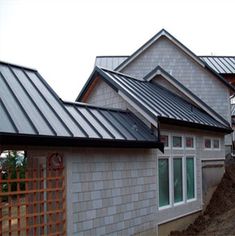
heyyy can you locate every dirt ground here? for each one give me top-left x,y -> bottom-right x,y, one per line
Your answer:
170,159 -> 235,236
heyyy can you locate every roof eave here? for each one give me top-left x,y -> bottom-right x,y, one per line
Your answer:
158,117 -> 233,134
0,133 -> 162,150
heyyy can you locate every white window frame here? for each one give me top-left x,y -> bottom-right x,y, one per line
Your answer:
158,157 -> 172,210
186,156 -> 197,202
158,132 -> 197,210
203,137 -> 221,151
212,138 -> 221,150
172,134 -> 184,150
158,155 -> 197,210
173,156 -> 184,206
185,136 -> 195,150
160,132 -> 171,150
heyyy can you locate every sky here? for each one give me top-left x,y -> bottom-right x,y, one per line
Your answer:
1,0 -> 235,101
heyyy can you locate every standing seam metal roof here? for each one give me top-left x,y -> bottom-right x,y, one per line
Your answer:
95,67 -> 230,131
200,56 -> 235,74
0,61 -> 159,147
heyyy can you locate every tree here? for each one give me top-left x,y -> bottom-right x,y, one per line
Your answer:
0,150 -> 26,195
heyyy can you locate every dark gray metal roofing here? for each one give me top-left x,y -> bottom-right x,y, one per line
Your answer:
0,61 -> 159,147
95,56 -> 128,70
200,56 -> 235,74
94,67 -> 231,132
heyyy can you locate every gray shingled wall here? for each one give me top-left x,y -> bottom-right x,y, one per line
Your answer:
66,149 -> 158,235
86,79 -> 129,109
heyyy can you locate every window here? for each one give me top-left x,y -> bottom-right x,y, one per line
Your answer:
172,136 -> 182,148
173,158 -> 183,203
213,139 -> 220,149
204,139 -> 211,149
158,159 -> 170,207
160,135 -> 169,148
185,136 -> 194,149
204,137 -> 220,150
158,132 -> 197,210
186,157 -> 195,200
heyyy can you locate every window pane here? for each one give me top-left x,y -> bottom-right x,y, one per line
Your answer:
186,157 -> 195,199
173,158 -> 183,203
160,135 -> 169,147
158,159 -> 169,207
213,139 -> 220,149
205,139 -> 211,148
186,137 -> 194,148
173,136 -> 182,148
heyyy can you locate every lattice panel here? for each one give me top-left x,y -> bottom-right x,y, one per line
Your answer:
0,158 -> 66,236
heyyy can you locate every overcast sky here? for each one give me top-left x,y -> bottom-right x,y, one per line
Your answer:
1,0 -> 235,101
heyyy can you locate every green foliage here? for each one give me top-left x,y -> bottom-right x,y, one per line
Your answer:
0,151 -> 27,197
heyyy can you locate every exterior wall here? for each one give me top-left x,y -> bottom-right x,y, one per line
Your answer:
86,79 -> 128,109
65,148 -> 158,235
121,37 -> 231,125
86,79 -> 151,128
27,121 -> 226,235
157,124 -> 225,225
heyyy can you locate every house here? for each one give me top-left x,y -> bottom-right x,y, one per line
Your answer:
0,29 -> 234,235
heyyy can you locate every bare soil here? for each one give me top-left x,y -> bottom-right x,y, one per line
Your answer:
170,160 -> 235,236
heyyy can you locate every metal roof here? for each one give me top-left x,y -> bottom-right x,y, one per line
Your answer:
95,56 -> 128,70
88,67 -> 231,133
0,61 -> 160,148
200,56 -> 235,74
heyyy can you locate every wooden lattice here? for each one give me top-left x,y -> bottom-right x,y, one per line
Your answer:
0,157 -> 66,236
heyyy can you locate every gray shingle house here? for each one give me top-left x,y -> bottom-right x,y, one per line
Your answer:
0,29 -> 234,235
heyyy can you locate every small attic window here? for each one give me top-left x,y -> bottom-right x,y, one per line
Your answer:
160,134 -> 169,148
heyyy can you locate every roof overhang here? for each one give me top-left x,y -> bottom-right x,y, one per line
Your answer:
0,133 -> 164,151
158,117 -> 233,134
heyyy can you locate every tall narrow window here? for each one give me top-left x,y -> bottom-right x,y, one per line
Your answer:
186,157 -> 195,200
158,159 -> 169,207
173,158 -> 183,203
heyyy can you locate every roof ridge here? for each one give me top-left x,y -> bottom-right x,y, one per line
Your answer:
0,60 -> 37,72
